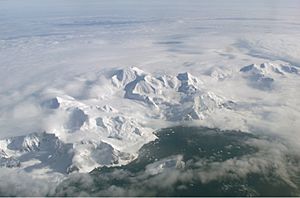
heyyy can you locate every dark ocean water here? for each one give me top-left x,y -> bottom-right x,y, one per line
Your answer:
55,126 -> 300,196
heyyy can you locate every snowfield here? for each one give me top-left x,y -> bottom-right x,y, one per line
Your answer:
0,0 -> 300,196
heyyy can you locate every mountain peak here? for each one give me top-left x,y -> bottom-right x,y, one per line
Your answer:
111,66 -> 146,88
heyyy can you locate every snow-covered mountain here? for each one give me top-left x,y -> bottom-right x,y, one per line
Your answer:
240,63 -> 299,90
110,66 -> 233,120
0,66 -> 230,173
0,132 -> 73,173
0,62 -> 299,181
1,0 -> 300,195
0,149 -> 20,168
